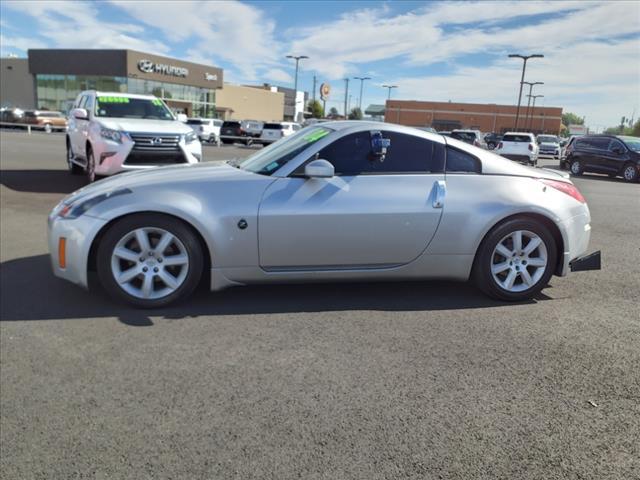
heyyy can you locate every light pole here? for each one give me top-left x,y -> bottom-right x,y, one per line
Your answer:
527,94 -> 544,132
286,55 -> 308,117
382,84 -> 398,99
344,78 -> 350,117
508,53 -> 544,130
353,76 -> 371,110
522,81 -> 543,131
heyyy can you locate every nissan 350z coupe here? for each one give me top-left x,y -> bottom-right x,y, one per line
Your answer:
48,121 -> 601,308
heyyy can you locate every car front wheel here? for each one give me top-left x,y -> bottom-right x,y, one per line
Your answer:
473,218 -> 557,301
66,139 -> 82,175
97,214 -> 204,308
622,163 -> 639,183
570,159 -> 584,176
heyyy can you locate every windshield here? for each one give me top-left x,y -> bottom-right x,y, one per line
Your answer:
238,127 -> 331,175
95,97 -> 174,120
538,135 -> 558,143
620,136 -> 640,152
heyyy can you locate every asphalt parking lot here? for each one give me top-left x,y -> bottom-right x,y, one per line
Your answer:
1,130 -> 638,479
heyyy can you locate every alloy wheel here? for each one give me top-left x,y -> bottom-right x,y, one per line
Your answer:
623,165 -> 637,182
110,227 -> 190,300
490,230 -> 548,293
570,161 -> 581,175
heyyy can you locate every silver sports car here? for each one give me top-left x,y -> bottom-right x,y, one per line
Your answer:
48,121 -> 600,308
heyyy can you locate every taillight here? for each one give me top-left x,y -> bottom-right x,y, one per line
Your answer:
528,143 -> 534,151
497,142 -> 503,149
540,179 -> 585,203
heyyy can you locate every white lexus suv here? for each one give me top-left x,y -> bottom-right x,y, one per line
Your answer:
66,91 -> 202,182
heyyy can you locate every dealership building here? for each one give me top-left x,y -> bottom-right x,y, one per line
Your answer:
0,49 -> 288,121
385,99 -> 563,134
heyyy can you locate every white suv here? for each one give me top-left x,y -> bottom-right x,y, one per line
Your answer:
495,132 -> 539,166
66,91 -> 202,182
186,117 -> 223,144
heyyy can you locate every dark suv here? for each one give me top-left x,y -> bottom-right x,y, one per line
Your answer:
564,135 -> 640,182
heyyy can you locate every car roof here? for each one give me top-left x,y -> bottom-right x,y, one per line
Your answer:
503,131 -> 534,136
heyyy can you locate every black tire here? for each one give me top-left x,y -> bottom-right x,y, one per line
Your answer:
66,138 -> 83,175
96,214 -> 205,308
221,139 -> 232,145
86,145 -> 96,183
569,158 -> 584,176
622,163 -> 639,183
472,218 -> 557,302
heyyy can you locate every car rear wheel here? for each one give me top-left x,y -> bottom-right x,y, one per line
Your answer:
570,159 -> 584,176
473,218 -> 557,301
66,139 -> 83,175
97,214 -> 204,308
622,163 -> 639,183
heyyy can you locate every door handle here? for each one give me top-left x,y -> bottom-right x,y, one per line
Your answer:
432,180 -> 446,209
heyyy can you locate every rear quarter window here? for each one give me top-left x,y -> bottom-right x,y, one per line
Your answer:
445,147 -> 481,173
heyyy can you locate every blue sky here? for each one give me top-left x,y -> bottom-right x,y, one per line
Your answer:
1,0 -> 639,129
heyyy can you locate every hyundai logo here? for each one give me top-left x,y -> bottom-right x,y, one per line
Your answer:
150,137 -> 163,145
138,59 -> 154,73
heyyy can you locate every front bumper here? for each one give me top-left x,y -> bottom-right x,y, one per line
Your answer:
93,135 -> 201,177
47,212 -> 108,289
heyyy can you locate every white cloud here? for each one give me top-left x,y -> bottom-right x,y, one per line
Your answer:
263,68 -> 293,84
287,1 -> 640,127
111,0 -> 281,80
2,0 -> 169,54
0,34 -> 47,54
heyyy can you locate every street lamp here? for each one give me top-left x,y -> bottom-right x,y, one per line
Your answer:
353,76 -> 371,110
522,81 -> 543,131
286,55 -> 308,117
382,84 -> 398,99
344,78 -> 350,117
508,53 -> 544,130
527,94 -> 544,132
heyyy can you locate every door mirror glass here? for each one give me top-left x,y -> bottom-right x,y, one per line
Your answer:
71,108 -> 88,120
304,159 -> 334,178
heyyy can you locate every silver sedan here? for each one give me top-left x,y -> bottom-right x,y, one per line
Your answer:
48,121 -> 600,308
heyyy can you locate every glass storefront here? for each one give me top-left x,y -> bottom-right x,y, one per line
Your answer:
35,74 -> 217,117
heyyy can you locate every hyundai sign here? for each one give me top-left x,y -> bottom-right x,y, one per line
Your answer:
137,59 -> 189,78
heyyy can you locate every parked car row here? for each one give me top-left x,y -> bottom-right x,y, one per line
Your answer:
0,107 -> 68,132
218,120 -> 301,146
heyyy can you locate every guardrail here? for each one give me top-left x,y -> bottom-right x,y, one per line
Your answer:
0,121 -> 67,133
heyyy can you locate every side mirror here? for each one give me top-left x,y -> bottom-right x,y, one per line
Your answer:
71,108 -> 88,120
304,159 -> 334,178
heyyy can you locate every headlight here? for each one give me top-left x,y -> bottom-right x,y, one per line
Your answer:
184,131 -> 198,143
58,188 -> 131,219
100,127 -> 123,143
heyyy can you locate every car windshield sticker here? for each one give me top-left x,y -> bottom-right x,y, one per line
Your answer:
97,97 -> 129,104
152,99 -> 164,106
304,129 -> 330,143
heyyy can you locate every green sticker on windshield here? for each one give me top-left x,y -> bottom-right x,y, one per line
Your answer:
98,96 -> 128,103
304,129 -> 329,143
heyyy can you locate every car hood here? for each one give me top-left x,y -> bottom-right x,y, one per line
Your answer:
96,118 -> 192,134
62,162 -> 260,205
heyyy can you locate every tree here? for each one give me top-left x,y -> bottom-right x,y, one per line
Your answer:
307,100 -> 323,119
562,112 -> 584,128
348,107 -> 363,120
328,107 -> 339,117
